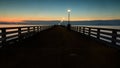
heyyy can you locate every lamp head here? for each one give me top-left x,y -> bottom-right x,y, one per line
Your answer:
67,9 -> 71,12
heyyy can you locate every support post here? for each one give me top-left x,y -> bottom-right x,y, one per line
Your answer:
88,28 -> 91,36
1,28 -> 6,46
18,28 -> 22,41
97,29 -> 100,39
33,26 -> 36,32
39,26 -> 41,31
112,30 -> 117,45
77,26 -> 79,32
79,27 -> 81,33
37,26 -> 39,32
27,27 -> 30,37
83,27 -> 85,34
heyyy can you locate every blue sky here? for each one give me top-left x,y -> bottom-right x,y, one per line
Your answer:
0,0 -> 120,22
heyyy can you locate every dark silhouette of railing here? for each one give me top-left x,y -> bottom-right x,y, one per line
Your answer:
0,25 -> 120,48
0,25 -> 51,47
71,26 -> 120,47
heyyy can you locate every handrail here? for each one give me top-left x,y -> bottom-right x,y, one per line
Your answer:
71,26 -> 120,47
0,25 -> 51,47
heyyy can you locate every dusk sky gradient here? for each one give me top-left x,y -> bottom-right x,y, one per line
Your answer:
0,0 -> 120,22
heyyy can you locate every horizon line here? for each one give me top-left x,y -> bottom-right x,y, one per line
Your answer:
0,19 -> 120,23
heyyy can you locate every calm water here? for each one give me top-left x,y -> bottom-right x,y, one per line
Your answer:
0,20 -> 120,28
0,24 -> 40,28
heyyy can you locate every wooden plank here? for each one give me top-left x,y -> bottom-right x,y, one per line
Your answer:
91,33 -> 97,36
6,34 -> 18,39
91,30 -> 97,33
100,35 -> 112,41
6,38 -> 18,44
116,39 -> 120,43
21,29 -> 28,32
100,32 -> 112,36
6,31 -> 18,34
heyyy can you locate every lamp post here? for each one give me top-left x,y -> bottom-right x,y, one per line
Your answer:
67,9 -> 71,24
67,9 -> 71,30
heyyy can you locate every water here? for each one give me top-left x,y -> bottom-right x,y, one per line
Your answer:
0,24 -> 119,30
0,24 -> 39,28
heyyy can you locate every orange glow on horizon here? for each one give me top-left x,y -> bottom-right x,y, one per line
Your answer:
0,17 -> 120,22
0,17 -> 60,22
0,17 -> 23,22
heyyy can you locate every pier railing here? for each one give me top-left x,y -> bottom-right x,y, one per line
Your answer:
71,26 -> 120,47
0,25 -> 51,47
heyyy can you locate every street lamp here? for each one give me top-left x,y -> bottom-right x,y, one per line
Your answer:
67,9 -> 71,24
67,9 -> 71,30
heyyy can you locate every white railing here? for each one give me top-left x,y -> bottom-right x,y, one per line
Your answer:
0,25 -> 51,47
71,26 -> 120,47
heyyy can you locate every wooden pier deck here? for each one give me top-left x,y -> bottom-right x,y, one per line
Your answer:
0,26 -> 120,68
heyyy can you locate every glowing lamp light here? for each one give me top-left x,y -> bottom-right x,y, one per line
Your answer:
67,9 -> 71,12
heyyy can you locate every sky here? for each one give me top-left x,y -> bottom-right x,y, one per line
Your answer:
0,0 -> 120,22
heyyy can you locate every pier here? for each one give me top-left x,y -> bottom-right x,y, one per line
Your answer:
0,25 -> 120,68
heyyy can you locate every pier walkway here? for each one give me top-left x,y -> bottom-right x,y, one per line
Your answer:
0,26 -> 120,68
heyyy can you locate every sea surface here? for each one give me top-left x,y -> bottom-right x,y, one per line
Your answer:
0,24 -> 42,28
0,20 -> 120,29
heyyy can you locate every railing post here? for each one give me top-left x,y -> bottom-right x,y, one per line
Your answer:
88,28 -> 91,36
75,26 -> 77,31
76,26 -> 78,32
79,27 -> 81,33
97,29 -> 100,39
78,26 -> 79,32
83,27 -> 85,34
18,27 -> 22,41
33,26 -> 36,32
27,27 -> 30,37
77,26 -> 79,32
75,26 -> 76,31
1,28 -> 6,45
37,26 -> 39,32
112,30 -> 117,45
28,27 -> 30,33
39,26 -> 41,31
41,26 -> 43,31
